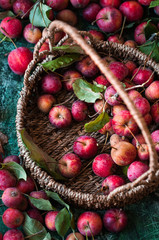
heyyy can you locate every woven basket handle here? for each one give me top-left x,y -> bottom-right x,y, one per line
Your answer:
28,20 -> 158,180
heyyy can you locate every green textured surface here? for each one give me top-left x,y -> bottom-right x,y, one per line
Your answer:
0,16 -> 159,240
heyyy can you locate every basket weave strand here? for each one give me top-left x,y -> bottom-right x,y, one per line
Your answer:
16,20 -> 159,209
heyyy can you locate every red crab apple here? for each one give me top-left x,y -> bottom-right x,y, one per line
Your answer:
138,0 -> 154,6
0,16 -> 22,38
94,74 -> 110,87
76,56 -> 99,78
2,187 -> 25,209
63,69 -> 82,91
100,0 -> 121,8
104,85 -> 122,106
3,155 -> 20,164
112,105 -> 127,116
150,102 -> 159,124
73,135 -> 97,159
133,97 -> 150,116
94,99 -> 109,114
0,169 -> 17,190
137,144 -> 149,161
127,161 -> 149,181
151,130 -> 159,154
58,153 -> 81,178
102,175 -> 125,194
49,105 -> 72,128
108,34 -> 124,44
57,9 -> 77,26
144,113 -> 152,125
127,90 -> 142,101
119,1 -> 143,22
125,61 -> 137,77
66,232 -> 84,240
96,7 -> 122,33
41,73 -> 62,94
112,110 -> 139,137
134,22 -> 147,45
23,24 -> 42,44
124,40 -> 137,48
83,3 -> 101,22
27,209 -> 44,224
72,100 -> 88,121
86,29 -> 105,41
13,0 -> 33,18
3,229 -> 24,240
37,94 -> 56,113
109,61 -> 129,81
70,0 -> 90,8
8,47 -> 33,75
0,0 -> 15,9
92,153 -> 114,177
77,212 -> 103,237
45,211 -> 59,231
111,141 -> 137,166
103,209 -> 128,232
46,0 -> 69,10
145,81 -> 159,101
17,176 -> 35,194
98,119 -> 114,135
132,67 -> 154,87
29,190 -> 48,208
2,208 -> 24,228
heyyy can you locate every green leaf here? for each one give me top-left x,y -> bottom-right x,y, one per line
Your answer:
0,11 -> 15,19
139,41 -> 159,62
84,111 -> 109,132
0,32 -> 12,42
19,129 -> 66,181
1,162 -> 27,181
52,45 -> 84,54
41,54 -> 82,72
45,191 -> 75,230
23,213 -> 51,240
122,165 -> 129,176
144,20 -> 158,40
55,208 -> 71,237
27,195 -> 56,211
29,2 -> 52,27
149,0 -> 159,8
73,79 -> 103,103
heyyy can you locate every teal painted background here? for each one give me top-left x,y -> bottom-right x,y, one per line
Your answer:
0,17 -> 159,240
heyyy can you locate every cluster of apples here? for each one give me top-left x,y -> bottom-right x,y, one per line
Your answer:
37,49 -> 159,198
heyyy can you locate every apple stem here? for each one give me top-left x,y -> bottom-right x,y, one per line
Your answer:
0,27 -> 17,49
30,175 -> 39,191
119,16 -> 126,40
87,221 -> 95,240
124,124 -> 142,148
130,65 -> 142,82
91,17 -> 107,26
125,71 -> 154,92
75,140 -> 86,146
73,232 -> 79,240
25,229 -> 44,239
54,94 -> 74,106
111,146 -> 118,150
21,2 -> 35,19
101,132 -> 109,153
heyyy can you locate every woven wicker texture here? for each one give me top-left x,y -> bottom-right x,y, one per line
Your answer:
16,21 -> 159,209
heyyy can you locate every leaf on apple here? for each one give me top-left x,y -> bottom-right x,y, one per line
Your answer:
45,191 -> 75,230
1,162 -> 27,181
55,208 -> 71,237
139,40 -> 159,62
73,78 -> 104,103
41,54 -> 82,72
84,111 -> 109,132
23,213 -> 52,240
0,11 -> 15,19
52,45 -> 84,54
0,32 -> 13,42
29,2 -> 52,28
26,195 -> 56,211
19,129 -> 66,181
149,0 -> 159,8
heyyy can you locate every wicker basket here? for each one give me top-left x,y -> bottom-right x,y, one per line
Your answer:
16,20 -> 159,209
